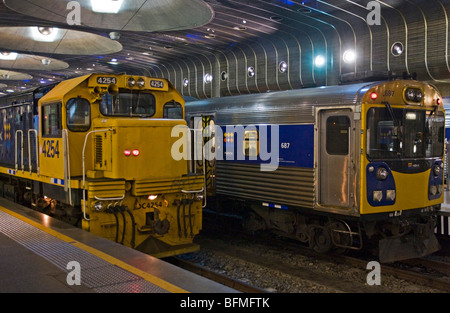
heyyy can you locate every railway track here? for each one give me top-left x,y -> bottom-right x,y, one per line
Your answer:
165,256 -> 269,293
185,220 -> 450,292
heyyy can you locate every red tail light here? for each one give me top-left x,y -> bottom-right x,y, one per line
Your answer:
370,92 -> 378,100
124,150 -> 131,156
132,149 -> 140,156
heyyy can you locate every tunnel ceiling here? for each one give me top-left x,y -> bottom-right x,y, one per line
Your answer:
0,0 -> 449,98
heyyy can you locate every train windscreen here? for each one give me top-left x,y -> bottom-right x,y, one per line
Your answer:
367,107 -> 444,160
100,91 -> 155,117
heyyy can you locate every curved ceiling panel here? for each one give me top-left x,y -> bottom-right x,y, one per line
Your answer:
0,26 -> 122,55
0,70 -> 33,81
0,53 -> 69,71
4,0 -> 214,32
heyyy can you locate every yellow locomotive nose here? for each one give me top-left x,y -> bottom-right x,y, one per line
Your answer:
92,118 -> 187,181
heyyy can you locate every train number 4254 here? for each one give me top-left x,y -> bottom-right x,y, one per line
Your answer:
42,139 -> 60,158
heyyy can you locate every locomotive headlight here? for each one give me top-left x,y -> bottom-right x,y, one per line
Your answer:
405,88 -> 423,102
376,167 -> 389,180
405,88 -> 416,101
437,184 -> 443,194
373,191 -> 383,202
433,164 -> 441,176
148,195 -> 158,201
137,78 -> 145,88
127,77 -> 136,87
386,190 -> 396,201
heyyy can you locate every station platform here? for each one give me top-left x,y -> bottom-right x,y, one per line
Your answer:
0,198 -> 238,293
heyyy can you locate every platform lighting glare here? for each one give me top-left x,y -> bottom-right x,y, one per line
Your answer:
32,27 -> 59,42
91,0 -> 124,13
314,55 -> 325,67
343,49 -> 356,64
0,52 -> 18,60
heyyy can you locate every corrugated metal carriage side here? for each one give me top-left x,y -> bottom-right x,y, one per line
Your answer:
185,80 -> 445,263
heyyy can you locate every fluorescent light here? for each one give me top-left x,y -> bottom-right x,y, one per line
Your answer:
91,0 -> 124,14
31,27 -> 59,42
0,52 -> 18,60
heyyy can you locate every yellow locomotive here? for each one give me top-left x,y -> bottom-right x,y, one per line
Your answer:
0,74 -> 204,257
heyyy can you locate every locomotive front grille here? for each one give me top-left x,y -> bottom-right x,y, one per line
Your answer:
132,175 -> 204,196
95,135 -> 103,168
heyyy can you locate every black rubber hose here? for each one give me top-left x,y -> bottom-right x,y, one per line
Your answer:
177,200 -> 181,238
118,207 -> 126,245
125,207 -> 136,249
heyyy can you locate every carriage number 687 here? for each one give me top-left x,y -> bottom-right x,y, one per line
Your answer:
281,142 -> 290,149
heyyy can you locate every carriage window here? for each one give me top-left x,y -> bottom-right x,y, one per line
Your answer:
163,101 -> 183,119
243,130 -> 259,157
42,103 -> 62,137
67,98 -> 91,132
326,116 -> 350,155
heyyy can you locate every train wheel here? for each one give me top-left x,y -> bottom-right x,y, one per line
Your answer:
309,225 -> 331,253
327,220 -> 352,254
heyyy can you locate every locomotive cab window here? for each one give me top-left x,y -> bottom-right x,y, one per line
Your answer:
100,90 -> 155,117
163,101 -> 183,119
66,98 -> 91,132
42,102 -> 62,137
326,116 -> 350,155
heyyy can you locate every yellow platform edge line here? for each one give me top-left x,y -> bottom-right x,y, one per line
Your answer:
0,206 -> 188,293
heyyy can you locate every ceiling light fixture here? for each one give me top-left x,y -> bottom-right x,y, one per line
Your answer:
91,0 -> 124,14
109,32 -> 121,40
32,26 -> 59,42
38,27 -> 53,36
0,52 -> 18,60
391,42 -> 404,56
41,58 -> 51,65
343,49 -> 356,64
279,61 -> 288,73
314,55 -> 326,67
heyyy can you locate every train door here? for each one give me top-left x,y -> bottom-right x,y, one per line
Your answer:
316,108 -> 355,210
39,102 -> 64,179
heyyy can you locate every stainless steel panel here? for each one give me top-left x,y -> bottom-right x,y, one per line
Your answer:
216,162 -> 314,208
318,109 -> 353,208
